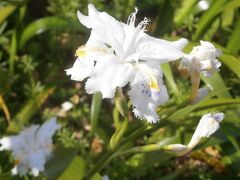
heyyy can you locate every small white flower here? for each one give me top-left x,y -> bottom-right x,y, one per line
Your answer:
180,41 -> 221,77
164,112 -> 224,156
197,0 -> 210,11
66,4 -> 188,122
0,117 -> 61,176
61,101 -> 73,112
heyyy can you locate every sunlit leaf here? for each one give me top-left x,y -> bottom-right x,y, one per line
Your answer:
0,95 -> 10,123
45,147 -> 101,180
0,6 -> 16,25
174,0 -> 198,26
161,63 -> 179,98
19,16 -> 84,47
219,54 -> 240,78
193,0 -> 227,40
7,86 -> 55,133
194,98 -> 240,111
201,73 -> 231,98
226,18 -> 240,54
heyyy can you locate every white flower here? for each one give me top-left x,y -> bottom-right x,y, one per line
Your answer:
180,41 -> 221,77
66,4 -> 188,122
197,0 -> 210,11
164,112 -> 224,156
0,117 -> 61,176
61,101 -> 73,112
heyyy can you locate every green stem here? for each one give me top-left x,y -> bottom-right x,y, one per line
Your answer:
83,150 -> 114,179
113,144 -> 164,157
84,100 -> 190,178
83,123 -> 149,179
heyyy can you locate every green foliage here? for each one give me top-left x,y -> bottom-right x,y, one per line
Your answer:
0,0 -> 240,179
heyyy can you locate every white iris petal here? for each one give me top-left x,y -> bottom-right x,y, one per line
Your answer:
85,55 -> 134,98
129,64 -> 169,123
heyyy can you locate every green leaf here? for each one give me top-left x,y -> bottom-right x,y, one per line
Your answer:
219,54 -> 240,78
193,0 -> 227,40
90,92 -> 102,135
203,18 -> 220,41
58,157 -> 101,180
174,0 -> 198,26
45,147 -> 101,180
221,0 -> 240,28
161,63 -> 179,97
45,147 -> 76,179
226,18 -> 240,54
9,30 -> 17,75
201,72 -> 231,98
0,6 -> 16,25
221,9 -> 234,28
224,0 -> 240,9
194,98 -> 240,111
168,89 -> 229,121
0,95 -> 10,123
127,151 -> 172,173
7,86 -> 55,133
159,169 -> 184,180
19,16 -> 84,47
110,119 -> 129,150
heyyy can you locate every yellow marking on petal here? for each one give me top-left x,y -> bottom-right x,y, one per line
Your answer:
75,46 -> 86,57
142,67 -> 160,91
75,46 -> 107,58
91,47 -> 107,53
149,78 -> 160,91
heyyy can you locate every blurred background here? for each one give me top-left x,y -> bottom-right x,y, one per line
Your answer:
0,0 -> 240,179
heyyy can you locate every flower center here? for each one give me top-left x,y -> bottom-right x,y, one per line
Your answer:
144,69 -> 160,91
75,46 -> 86,57
75,45 -> 108,58
149,76 -> 160,91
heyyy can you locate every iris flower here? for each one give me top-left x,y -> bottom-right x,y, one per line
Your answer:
179,41 -> 221,101
164,112 -> 224,156
180,41 -> 221,77
0,117 -> 61,176
66,4 -> 188,123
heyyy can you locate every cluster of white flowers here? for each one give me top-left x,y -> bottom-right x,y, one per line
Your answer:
66,4 -> 222,123
0,117 -> 61,176
164,112 -> 224,156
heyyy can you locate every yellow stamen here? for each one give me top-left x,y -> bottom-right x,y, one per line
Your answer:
75,46 -> 86,57
15,159 -> 20,165
149,78 -> 160,91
